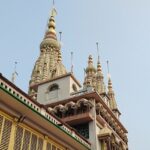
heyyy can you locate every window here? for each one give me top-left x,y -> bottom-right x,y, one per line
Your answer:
52,145 -> 56,150
0,119 -> 12,150
73,123 -> 89,139
48,84 -> 59,92
72,84 -> 77,92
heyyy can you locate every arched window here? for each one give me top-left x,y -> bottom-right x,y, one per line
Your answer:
72,84 -> 77,92
49,84 -> 59,92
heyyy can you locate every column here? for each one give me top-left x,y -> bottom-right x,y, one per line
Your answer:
8,118 -> 18,150
43,136 -> 48,150
106,137 -> 111,150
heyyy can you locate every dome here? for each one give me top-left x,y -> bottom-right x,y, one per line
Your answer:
85,55 -> 96,73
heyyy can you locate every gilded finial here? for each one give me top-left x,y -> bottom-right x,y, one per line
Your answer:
85,55 -> 96,73
51,7 -> 57,17
44,5 -> 57,40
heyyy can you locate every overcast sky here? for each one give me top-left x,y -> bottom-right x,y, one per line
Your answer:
0,0 -> 150,149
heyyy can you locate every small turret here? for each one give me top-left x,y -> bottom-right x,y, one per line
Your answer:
86,55 -> 96,73
54,51 -> 67,77
96,60 -> 106,94
84,55 -> 96,88
95,42 -> 106,94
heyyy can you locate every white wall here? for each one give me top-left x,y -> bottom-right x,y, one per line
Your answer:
37,75 -> 80,104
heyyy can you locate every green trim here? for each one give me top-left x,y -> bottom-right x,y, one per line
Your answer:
0,85 -> 91,150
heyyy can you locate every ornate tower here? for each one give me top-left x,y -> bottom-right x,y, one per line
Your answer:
0,2 -> 128,150
26,3 -> 128,149
29,7 -> 67,100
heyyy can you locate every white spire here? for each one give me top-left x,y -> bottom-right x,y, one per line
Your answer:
11,62 -> 18,83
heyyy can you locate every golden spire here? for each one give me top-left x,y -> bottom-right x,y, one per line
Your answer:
107,61 -> 120,118
84,55 -> 96,88
96,60 -> 106,94
95,42 -> 106,94
85,55 -> 96,73
107,74 -> 117,110
44,8 -> 57,40
40,6 -> 60,49
97,60 -> 103,78
55,50 -> 67,77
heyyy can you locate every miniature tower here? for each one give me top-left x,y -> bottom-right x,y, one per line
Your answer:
84,55 -> 96,88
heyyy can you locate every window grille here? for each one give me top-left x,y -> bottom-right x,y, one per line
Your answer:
14,126 -> 23,150
30,134 -> 38,150
37,138 -> 43,150
0,112 -> 65,150
0,115 -> 4,139
52,145 -> 56,150
22,130 -> 31,150
0,119 -> 12,150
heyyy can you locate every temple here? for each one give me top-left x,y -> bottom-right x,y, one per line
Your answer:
0,3 -> 128,150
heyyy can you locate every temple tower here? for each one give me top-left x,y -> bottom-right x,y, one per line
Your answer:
27,3 -> 128,150
29,7 -> 67,100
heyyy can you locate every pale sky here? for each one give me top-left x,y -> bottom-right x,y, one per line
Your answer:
0,0 -> 150,149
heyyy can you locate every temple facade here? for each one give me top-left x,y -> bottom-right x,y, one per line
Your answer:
0,3 -> 128,150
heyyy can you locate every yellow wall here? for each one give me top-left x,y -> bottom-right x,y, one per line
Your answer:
0,110 -> 66,150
